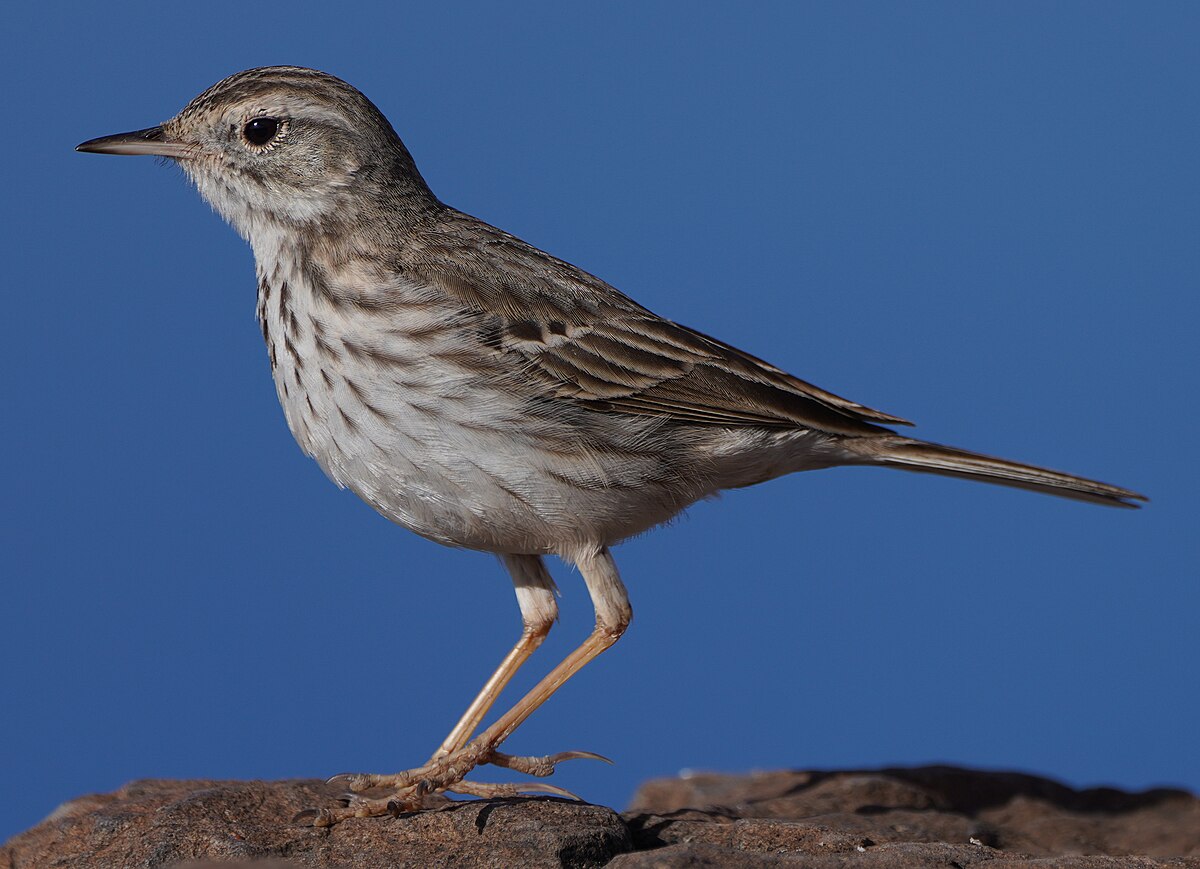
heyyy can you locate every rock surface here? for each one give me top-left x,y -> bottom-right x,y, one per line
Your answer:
3,767 -> 1198,868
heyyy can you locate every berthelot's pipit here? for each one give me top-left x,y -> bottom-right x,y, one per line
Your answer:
77,66 -> 1145,825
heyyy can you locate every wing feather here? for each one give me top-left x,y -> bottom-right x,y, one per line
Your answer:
410,212 -> 912,437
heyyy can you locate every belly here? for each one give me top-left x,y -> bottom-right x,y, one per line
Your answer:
277,371 -> 716,552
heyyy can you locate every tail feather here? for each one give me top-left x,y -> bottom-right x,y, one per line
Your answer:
852,437 -> 1146,508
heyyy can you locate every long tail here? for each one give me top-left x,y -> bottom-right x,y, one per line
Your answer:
845,436 -> 1146,508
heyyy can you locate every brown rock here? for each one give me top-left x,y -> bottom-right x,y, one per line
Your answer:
608,841 -> 1002,867
625,766 -> 1200,864
3,766 -> 1197,867
0,778 -> 631,868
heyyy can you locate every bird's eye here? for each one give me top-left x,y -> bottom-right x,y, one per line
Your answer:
243,117 -> 280,147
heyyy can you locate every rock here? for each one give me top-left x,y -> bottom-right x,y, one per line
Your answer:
3,766 -> 1197,867
624,766 -> 1200,866
0,779 -> 631,868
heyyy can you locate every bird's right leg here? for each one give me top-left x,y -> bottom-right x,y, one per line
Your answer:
429,553 -> 558,761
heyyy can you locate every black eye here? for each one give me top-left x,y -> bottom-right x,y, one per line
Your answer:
243,117 -> 279,146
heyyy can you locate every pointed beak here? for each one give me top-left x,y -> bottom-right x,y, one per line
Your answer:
76,126 -> 194,158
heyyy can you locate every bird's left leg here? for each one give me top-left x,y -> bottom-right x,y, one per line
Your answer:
300,548 -> 630,825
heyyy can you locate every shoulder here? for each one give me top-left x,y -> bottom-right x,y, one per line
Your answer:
402,207 -> 649,322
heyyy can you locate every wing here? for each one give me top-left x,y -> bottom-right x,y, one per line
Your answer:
410,212 -> 912,438
505,313 -> 908,436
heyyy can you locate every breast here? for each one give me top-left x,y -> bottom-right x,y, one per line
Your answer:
251,253 -> 562,551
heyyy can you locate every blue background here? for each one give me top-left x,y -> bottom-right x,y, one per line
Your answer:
2,0 -> 1197,842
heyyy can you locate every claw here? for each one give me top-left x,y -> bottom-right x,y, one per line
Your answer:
554,750 -> 614,765
326,772 -> 378,791
293,807 -> 332,827
520,782 -> 583,801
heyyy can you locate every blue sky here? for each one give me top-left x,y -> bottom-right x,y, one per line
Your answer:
2,0 -> 1197,842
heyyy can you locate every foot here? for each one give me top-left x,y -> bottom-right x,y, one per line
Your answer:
293,747 -> 611,826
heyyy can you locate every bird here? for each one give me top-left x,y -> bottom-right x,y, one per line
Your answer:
76,66 -> 1145,826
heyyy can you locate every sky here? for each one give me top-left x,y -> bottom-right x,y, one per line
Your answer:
2,0 -> 1197,843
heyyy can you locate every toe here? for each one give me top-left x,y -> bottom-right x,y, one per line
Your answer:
448,780 -> 582,801
489,749 -> 613,776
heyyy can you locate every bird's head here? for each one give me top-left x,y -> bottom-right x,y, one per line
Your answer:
77,66 -> 433,244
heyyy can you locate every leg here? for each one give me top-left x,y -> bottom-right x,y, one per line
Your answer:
430,554 -> 558,760
303,548 -> 630,825
466,547 -> 631,749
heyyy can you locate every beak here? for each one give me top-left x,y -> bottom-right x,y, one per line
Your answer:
76,126 -> 193,158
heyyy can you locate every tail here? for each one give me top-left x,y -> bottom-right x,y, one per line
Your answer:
846,436 -> 1146,508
